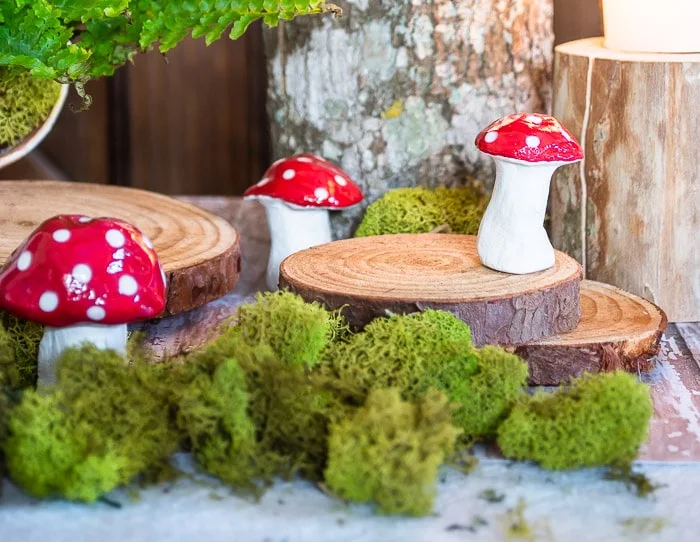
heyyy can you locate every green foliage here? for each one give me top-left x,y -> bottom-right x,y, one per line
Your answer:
0,1 -> 337,90
217,291 -> 347,368
497,372 -> 653,470
0,311 -> 43,389
0,69 -> 62,147
3,346 -> 182,502
354,185 -> 488,237
319,310 -> 528,440
325,388 -> 460,516
190,337 -> 357,481
177,354 -> 271,493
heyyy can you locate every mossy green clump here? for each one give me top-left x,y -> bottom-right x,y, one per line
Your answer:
0,311 -> 43,389
319,310 -> 528,440
325,388 -> 460,516
177,355 -> 265,493
218,291 -> 347,368
497,372 -> 653,470
3,346 -> 182,502
0,70 -> 61,148
354,185 -> 487,237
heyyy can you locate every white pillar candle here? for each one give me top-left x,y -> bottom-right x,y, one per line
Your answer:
602,0 -> 700,53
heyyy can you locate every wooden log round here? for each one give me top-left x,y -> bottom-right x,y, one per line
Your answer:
551,37 -> 700,322
279,234 -> 583,346
0,181 -> 241,316
516,280 -> 668,386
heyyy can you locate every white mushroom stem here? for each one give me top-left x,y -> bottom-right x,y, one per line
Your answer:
477,158 -> 564,275
37,323 -> 127,387
259,198 -> 332,290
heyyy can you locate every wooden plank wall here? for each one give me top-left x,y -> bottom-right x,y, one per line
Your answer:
0,1 -> 602,195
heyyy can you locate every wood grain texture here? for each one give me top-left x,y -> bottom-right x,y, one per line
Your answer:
551,38 -> 700,322
40,82 -> 111,184
517,280 -> 667,385
279,234 -> 582,346
0,181 -> 240,316
126,30 -> 269,196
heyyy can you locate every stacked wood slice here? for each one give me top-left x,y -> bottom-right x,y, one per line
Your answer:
280,234 -> 667,385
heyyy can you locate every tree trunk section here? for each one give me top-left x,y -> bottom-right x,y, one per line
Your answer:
265,0 -> 554,238
279,234 -> 582,345
516,280 -> 667,386
551,38 -> 700,322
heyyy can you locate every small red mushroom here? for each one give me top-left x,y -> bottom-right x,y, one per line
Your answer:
0,214 -> 167,386
474,113 -> 583,274
243,153 -> 363,290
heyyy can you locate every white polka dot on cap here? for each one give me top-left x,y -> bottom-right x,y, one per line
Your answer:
16,251 -> 32,271
525,115 -> 543,125
105,229 -> 126,249
119,275 -> 138,296
87,306 -> 106,321
526,135 -> 541,148
52,229 -> 71,243
334,175 -> 348,187
39,291 -> 59,313
282,169 -> 296,180
71,264 -> 92,284
484,131 -> 498,143
314,187 -> 329,201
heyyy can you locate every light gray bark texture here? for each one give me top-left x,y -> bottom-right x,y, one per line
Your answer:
264,0 -> 554,238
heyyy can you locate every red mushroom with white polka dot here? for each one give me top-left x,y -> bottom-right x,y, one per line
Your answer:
243,153 -> 363,290
474,113 -> 583,274
0,215 -> 167,386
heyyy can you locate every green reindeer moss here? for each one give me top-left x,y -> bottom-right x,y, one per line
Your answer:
3,346 -> 182,502
319,310 -> 528,440
0,311 -> 44,389
324,388 -> 460,516
354,185 -> 488,237
497,372 -> 653,470
0,70 -> 62,148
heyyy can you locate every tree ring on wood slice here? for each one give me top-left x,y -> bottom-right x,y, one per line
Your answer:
515,280 -> 668,386
0,181 -> 241,316
279,233 -> 583,346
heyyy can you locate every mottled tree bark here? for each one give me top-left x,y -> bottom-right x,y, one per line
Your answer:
265,0 -> 554,238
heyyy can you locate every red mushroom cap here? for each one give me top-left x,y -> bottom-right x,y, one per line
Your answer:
243,153 -> 363,209
0,215 -> 167,327
475,113 -> 583,164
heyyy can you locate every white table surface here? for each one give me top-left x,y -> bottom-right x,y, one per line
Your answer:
2,453 -> 700,542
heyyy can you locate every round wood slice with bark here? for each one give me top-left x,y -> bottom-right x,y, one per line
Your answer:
516,280 -> 668,386
0,181 -> 241,316
279,233 -> 583,346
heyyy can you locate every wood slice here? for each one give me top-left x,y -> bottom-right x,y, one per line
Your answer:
516,280 -> 668,386
279,234 -> 583,346
0,181 -> 241,316
551,37 -> 700,321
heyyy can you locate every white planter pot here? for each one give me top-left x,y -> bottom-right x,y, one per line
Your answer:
0,83 -> 69,170
602,0 -> 700,53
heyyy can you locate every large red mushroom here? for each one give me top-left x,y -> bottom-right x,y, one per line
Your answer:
243,153 -> 363,290
0,215 -> 167,386
474,113 -> 583,274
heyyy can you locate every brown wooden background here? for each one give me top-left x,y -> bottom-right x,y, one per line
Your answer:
0,0 -> 602,195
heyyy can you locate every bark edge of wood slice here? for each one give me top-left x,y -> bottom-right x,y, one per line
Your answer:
279,233 -> 583,346
0,180 -> 241,316
515,280 -> 668,386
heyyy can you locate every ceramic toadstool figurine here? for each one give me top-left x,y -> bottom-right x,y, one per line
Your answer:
474,113 -> 583,275
243,153 -> 363,290
0,215 -> 167,387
